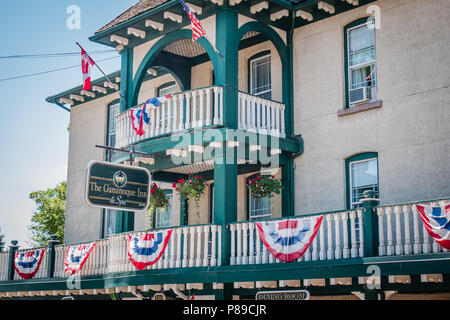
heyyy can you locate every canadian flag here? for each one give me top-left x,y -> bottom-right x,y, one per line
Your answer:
81,48 -> 95,90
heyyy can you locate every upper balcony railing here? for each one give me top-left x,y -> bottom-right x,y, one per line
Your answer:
115,86 -> 286,149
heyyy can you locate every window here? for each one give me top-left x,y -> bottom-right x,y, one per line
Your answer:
157,82 -> 176,130
155,193 -> 173,228
249,53 -> 271,100
107,101 -> 120,159
346,153 -> 379,209
103,101 -> 120,238
103,209 -> 117,238
345,19 -> 377,107
247,175 -> 272,220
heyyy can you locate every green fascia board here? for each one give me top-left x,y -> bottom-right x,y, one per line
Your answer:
112,128 -> 301,164
2,253 -> 450,293
45,67 -> 169,110
45,70 -> 121,105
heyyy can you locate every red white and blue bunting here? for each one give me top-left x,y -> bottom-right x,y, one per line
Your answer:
416,204 -> 450,249
64,242 -> 96,275
256,216 -> 323,263
127,230 -> 173,270
14,249 -> 45,279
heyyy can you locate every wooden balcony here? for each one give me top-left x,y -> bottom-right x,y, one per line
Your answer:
115,86 -> 287,149
1,197 -> 449,299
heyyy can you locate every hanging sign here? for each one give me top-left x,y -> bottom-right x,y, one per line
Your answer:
85,161 -> 151,212
256,290 -> 310,300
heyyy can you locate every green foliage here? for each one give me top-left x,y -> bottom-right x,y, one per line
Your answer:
29,181 -> 66,247
247,175 -> 282,199
173,174 -> 206,215
147,183 -> 169,228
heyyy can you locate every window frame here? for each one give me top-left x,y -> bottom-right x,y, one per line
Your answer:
154,190 -> 174,229
102,100 -> 120,238
246,174 -> 272,221
345,152 -> 379,210
344,17 -> 377,108
248,50 -> 272,100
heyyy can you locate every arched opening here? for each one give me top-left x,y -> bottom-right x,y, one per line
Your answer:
131,29 -> 219,107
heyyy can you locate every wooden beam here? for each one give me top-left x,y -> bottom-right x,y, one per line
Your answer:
164,11 -> 183,24
342,0 -> 359,6
210,0 -> 224,5
110,34 -> 129,46
296,9 -> 313,21
250,1 -> 269,14
145,19 -> 164,31
127,27 -> 146,39
69,94 -> 84,102
228,0 -> 241,5
270,9 -> 289,21
318,1 -> 335,14
58,98 -> 74,105
104,81 -> 119,90
186,2 -> 202,15
92,85 -> 108,94
80,90 -> 95,98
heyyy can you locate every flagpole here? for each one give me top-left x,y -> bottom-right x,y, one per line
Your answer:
76,42 -> 122,97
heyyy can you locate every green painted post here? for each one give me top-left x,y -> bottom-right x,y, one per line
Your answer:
213,12 -> 239,293
361,190 -> 380,257
47,235 -> 60,279
281,158 -> 294,217
7,240 -> 19,281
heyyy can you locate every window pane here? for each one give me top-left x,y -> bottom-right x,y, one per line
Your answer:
107,103 -> 120,159
350,158 -> 379,208
156,194 -> 173,228
351,64 -> 376,89
251,56 -> 271,97
249,190 -> 272,220
349,24 -> 375,66
104,209 -> 117,237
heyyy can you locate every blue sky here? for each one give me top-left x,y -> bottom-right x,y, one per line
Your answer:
0,1 -> 136,248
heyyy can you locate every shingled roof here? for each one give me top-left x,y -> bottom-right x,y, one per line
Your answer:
96,0 -> 169,34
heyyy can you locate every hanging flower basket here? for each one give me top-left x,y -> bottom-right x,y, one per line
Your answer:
172,173 -> 206,215
247,175 -> 282,199
147,183 -> 169,227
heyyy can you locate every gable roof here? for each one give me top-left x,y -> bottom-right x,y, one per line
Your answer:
96,0 -> 169,34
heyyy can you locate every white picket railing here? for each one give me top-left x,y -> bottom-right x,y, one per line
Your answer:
108,224 -> 221,273
376,199 -> 450,256
54,239 -> 109,278
229,210 -> 363,266
0,252 -> 9,282
13,247 -> 48,280
238,91 -> 286,138
115,86 -> 224,149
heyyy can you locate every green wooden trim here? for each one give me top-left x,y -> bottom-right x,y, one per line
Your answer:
345,152 -> 378,210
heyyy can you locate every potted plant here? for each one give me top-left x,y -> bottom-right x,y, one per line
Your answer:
247,175 -> 282,199
147,183 -> 169,228
172,173 -> 206,216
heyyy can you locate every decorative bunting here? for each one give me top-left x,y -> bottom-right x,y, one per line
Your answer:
130,94 -> 172,136
14,249 -> 45,279
256,216 -> 323,262
127,230 -> 173,270
64,242 -> 96,275
416,204 -> 450,249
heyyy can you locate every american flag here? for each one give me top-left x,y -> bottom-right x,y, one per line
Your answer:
179,0 -> 206,42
